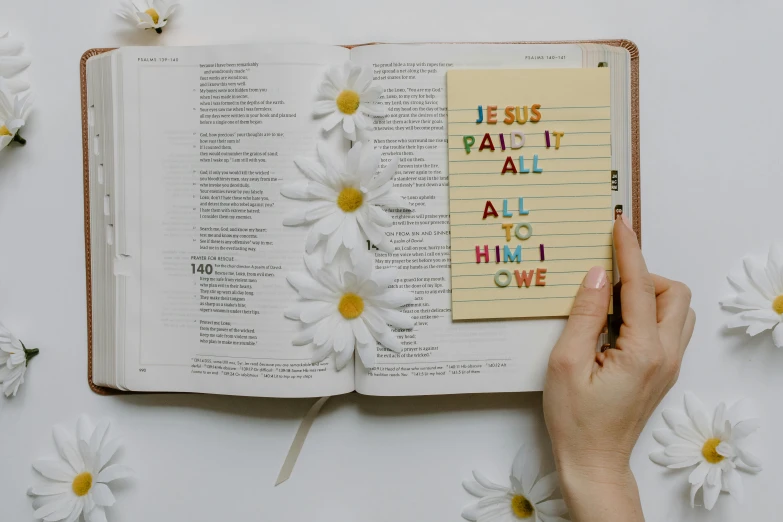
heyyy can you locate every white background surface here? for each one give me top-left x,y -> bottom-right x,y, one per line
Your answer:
0,1 -> 781,521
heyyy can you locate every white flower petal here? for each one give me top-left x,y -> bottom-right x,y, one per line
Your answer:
690,482 -> 700,508
299,301 -> 336,324
463,479 -> 496,498
360,84 -> 382,102
320,110 -> 343,132
688,461 -> 710,485
333,320 -> 354,353
355,211 -> 386,245
355,340 -> 376,368
684,391 -> 713,440
461,501 -> 481,521
359,102 -> 387,116
528,471 -> 558,504
372,306 -> 414,329
33,460 -> 76,482
335,339 -> 354,369
28,483 -> 71,496
89,419 -> 110,455
743,256 -> 775,301
90,483 -> 115,507
732,418 -> 761,440
87,506 -> 108,522
62,501 -> 83,522
310,343 -> 332,364
287,273 -> 335,301
341,214 -> 361,250
96,464 -> 133,484
723,466 -> 744,503
313,314 -> 340,346
324,222 -> 344,262
313,99 -> 337,116
667,457 -> 702,469
96,437 -> 122,471
652,429 -> 683,447
342,113 -> 356,140
536,499 -> 567,517
662,409 -> 704,445
367,192 -> 412,210
713,402 -> 727,439
353,67 -> 374,93
774,323 -> 783,348
368,289 -> 415,309
767,243 -> 783,294
34,494 -> 75,521
472,471 -> 507,492
736,446 -> 762,469
293,157 -> 329,185
703,470 -> 721,510
665,444 -> 701,458
0,56 -> 31,78
716,441 -> 736,458
52,426 -> 84,474
649,451 -> 687,467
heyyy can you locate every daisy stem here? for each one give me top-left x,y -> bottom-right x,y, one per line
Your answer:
12,132 -> 26,145
155,27 -> 163,34
21,340 -> 39,365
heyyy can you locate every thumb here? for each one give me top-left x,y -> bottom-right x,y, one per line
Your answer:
552,266 -> 611,365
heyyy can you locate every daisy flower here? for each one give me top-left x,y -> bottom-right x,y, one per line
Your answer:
649,391 -> 762,510
720,243 -> 783,347
29,416 -> 133,522
285,252 -> 414,370
462,445 -> 568,522
0,30 -> 32,93
117,0 -> 179,34
314,61 -> 386,140
282,142 -> 410,262
0,323 -> 39,397
0,77 -> 32,150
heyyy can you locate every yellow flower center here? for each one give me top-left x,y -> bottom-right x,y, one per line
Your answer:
773,295 -> 783,315
71,472 -> 93,497
338,293 -> 364,319
336,89 -> 361,115
0,126 -> 11,136
701,438 -> 724,464
145,8 -> 160,24
337,187 -> 363,212
510,494 -> 535,519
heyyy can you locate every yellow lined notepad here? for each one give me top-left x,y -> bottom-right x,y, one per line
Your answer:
446,69 -> 613,321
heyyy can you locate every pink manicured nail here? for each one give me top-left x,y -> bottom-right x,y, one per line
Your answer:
620,213 -> 633,231
584,266 -> 607,289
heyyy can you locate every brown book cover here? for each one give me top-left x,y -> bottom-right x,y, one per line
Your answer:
80,40 -> 641,395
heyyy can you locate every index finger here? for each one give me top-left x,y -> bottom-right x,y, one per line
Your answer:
614,216 -> 658,335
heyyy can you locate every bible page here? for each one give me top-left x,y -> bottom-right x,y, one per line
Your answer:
350,43 -> 585,396
115,44 -> 355,397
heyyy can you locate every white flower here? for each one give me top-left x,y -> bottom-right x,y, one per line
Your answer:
117,0 -> 179,34
314,62 -> 386,140
720,243 -> 783,347
0,30 -> 31,94
282,142 -> 410,262
462,445 -> 568,522
28,416 -> 133,522
649,391 -> 762,510
0,323 -> 39,397
285,252 -> 414,370
0,78 -> 32,151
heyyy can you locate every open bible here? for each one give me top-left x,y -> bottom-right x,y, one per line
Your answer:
82,41 -> 639,397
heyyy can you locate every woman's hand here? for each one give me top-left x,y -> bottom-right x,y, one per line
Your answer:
543,216 -> 696,522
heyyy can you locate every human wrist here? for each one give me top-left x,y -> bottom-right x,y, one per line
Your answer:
555,457 -> 643,522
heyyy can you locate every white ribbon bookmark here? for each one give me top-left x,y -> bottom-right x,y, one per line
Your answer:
275,396 -> 331,486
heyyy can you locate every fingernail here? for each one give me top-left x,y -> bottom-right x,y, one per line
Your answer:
584,266 -> 607,289
620,213 -> 633,231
